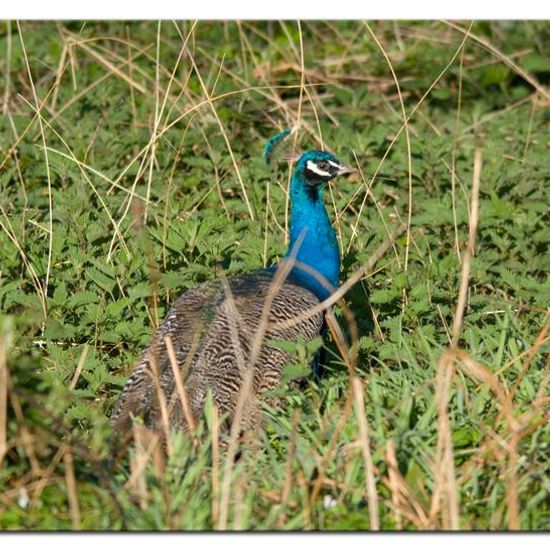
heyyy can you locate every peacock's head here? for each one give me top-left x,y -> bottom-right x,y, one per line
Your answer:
294,150 -> 355,188
263,129 -> 355,195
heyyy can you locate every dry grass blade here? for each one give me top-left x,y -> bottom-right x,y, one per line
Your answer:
385,440 -> 403,529
30,447 -> 63,506
458,352 -> 516,425
248,235 -> 305,369
325,308 -> 353,371
148,355 -> 172,456
2,21 -> 12,115
44,147 -> 149,203
452,149 -> 482,346
434,146 -> 484,527
216,274 -> 255,531
9,390 -> 41,478
451,40 -> 467,261
351,377 -> 380,530
17,95 -> 132,260
449,349 -> 522,529
0,207 -> 47,316
143,21 -> 162,224
438,146 -> 523,529
63,445 -> 81,530
309,392 -> 354,508
107,146 -> 152,261
0,333 -> 7,467
187,50 -> 255,221
297,470 -> 312,530
346,23 -> 473,251
443,21 -> 550,102
128,425 -> 149,507
164,335 -> 197,436
49,38 -> 68,112
511,315 -> 550,398
69,345 -> 88,391
383,440 -> 430,529
98,81 -> 322,209
282,22 -> 308,238
125,424 -> 163,499
71,38 -> 147,94
461,388 -> 518,530
363,22 -> 413,273
17,22 -> 54,312
431,351 -> 460,530
273,223 -> 406,332
49,44 -> 149,128
217,366 -> 254,531
211,403 -> 220,526
218,239 -> 309,529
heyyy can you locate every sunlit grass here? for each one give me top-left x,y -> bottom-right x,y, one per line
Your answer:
0,20 -> 549,530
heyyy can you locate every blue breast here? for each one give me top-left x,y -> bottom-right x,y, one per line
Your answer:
281,170 -> 340,301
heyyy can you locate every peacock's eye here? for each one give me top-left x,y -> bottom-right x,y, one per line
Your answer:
317,160 -> 330,171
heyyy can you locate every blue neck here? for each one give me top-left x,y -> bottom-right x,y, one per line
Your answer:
283,172 -> 340,300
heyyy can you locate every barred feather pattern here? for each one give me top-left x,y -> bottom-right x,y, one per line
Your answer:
110,270 -> 324,433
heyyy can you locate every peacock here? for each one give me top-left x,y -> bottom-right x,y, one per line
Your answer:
110,130 -> 354,435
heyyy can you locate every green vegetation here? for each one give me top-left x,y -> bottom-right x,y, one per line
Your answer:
0,20 -> 549,530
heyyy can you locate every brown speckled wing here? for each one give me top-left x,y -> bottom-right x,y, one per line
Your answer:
110,270 -> 324,433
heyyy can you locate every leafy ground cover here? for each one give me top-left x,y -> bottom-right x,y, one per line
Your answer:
0,20 -> 549,530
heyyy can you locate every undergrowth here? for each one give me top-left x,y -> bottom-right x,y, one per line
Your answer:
0,20 -> 549,530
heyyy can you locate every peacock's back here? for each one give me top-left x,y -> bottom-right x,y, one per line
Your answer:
110,270 -> 324,433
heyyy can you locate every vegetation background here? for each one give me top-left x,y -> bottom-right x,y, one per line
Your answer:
0,20 -> 549,530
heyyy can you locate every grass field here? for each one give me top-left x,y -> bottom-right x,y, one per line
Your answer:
0,20 -> 549,530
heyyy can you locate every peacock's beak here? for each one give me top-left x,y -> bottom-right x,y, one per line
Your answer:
336,164 -> 358,177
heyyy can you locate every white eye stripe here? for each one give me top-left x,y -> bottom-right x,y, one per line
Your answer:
327,160 -> 341,169
306,160 -> 332,177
